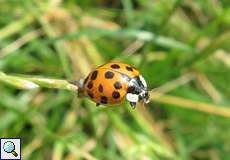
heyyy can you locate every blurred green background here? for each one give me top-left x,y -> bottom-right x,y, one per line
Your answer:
0,0 -> 230,159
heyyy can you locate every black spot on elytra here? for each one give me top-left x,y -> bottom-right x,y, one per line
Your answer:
87,91 -> 94,98
111,64 -> 120,69
126,66 -> 133,72
112,91 -> 120,99
84,76 -> 89,84
91,70 -> 98,80
114,82 -> 122,89
87,81 -> 93,89
98,84 -> 103,92
101,96 -> 108,104
105,71 -> 114,79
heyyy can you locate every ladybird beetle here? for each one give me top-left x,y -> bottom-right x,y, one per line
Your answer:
78,62 -> 149,109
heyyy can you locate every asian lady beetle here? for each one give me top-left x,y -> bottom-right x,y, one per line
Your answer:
78,62 -> 149,109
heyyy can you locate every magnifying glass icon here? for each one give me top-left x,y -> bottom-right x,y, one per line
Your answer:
3,141 -> 18,157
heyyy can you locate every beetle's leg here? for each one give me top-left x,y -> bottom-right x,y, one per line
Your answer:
69,78 -> 84,86
130,102 -> 136,109
96,103 -> 100,107
126,93 -> 139,109
69,79 -> 85,97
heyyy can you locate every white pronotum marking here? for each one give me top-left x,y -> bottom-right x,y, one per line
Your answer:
139,75 -> 147,88
126,93 -> 139,102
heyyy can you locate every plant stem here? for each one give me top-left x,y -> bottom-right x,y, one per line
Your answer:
151,92 -> 230,119
0,72 -> 78,92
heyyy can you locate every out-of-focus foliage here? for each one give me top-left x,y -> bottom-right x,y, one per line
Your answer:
0,0 -> 230,159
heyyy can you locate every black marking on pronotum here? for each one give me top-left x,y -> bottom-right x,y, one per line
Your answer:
114,82 -> 122,89
126,66 -> 133,72
111,64 -> 120,69
105,71 -> 114,79
112,91 -> 120,99
91,70 -> 98,80
87,81 -> 93,89
101,96 -> 108,104
127,86 -> 139,94
98,84 -> 103,92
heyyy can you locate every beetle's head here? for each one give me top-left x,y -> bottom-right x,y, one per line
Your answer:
126,75 -> 149,109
